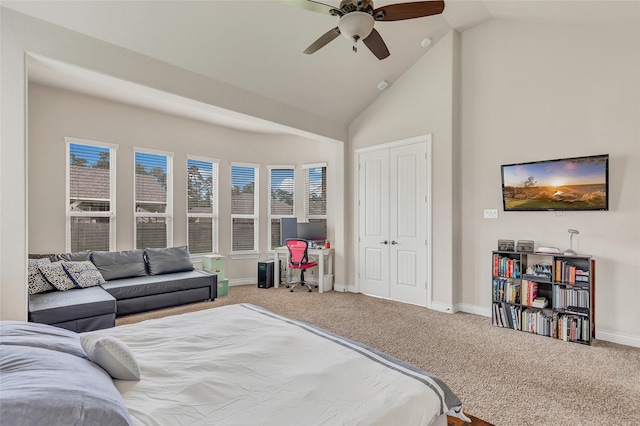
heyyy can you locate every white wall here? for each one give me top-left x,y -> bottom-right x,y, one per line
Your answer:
351,19 -> 639,346
458,19 -> 640,346
348,31 -> 459,309
1,8 -> 346,321
28,83 -> 339,283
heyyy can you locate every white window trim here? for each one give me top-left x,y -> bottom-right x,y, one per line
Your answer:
187,155 -> 219,255
134,147 -> 174,249
65,137 -> 118,252
267,165 -> 295,252
230,162 -> 259,256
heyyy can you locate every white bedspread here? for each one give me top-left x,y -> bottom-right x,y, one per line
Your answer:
95,304 -> 464,426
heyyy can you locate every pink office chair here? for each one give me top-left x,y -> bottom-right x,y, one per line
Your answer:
285,238 -> 318,292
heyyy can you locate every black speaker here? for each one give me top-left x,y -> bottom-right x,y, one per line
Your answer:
258,260 -> 275,288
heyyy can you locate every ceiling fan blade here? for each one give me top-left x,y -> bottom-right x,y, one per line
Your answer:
373,1 -> 445,21
303,27 -> 341,54
363,29 -> 390,60
280,0 -> 337,16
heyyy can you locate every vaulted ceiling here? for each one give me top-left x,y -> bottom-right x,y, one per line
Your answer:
4,1 -> 639,132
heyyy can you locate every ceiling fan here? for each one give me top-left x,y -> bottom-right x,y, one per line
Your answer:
282,0 -> 445,60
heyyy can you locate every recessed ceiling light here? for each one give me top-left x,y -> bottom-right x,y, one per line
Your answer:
377,80 -> 389,91
420,37 -> 432,48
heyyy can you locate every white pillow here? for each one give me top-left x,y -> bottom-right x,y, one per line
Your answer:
80,334 -> 140,381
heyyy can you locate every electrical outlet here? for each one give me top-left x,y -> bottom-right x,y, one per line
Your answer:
484,209 -> 498,219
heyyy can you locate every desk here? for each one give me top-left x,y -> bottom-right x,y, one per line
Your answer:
274,247 -> 334,293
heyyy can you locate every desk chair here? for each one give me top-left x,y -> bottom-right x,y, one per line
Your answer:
285,239 -> 318,292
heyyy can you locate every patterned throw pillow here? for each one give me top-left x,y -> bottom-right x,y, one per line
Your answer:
28,258 -> 54,294
38,262 -> 76,291
62,261 -> 106,288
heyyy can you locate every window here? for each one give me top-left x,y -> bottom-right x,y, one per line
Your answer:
231,163 -> 259,253
303,163 -> 327,237
135,149 -> 173,249
66,138 -> 117,252
268,166 -> 295,250
187,156 -> 218,254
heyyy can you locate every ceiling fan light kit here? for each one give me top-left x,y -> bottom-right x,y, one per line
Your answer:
338,11 -> 374,42
283,0 -> 445,60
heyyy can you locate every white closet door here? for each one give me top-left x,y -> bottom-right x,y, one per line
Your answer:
358,140 -> 429,306
358,148 -> 390,298
389,142 -> 428,305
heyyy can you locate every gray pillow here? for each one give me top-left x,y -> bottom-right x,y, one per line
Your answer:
0,321 -> 87,359
91,250 -> 147,281
0,345 -> 131,426
57,250 -> 92,261
144,246 -> 194,275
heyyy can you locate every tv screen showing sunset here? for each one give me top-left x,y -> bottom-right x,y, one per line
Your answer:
501,155 -> 608,211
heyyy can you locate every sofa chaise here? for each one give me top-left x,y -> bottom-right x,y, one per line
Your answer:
28,246 -> 217,332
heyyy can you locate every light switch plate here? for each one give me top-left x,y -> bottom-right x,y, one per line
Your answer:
484,209 -> 498,219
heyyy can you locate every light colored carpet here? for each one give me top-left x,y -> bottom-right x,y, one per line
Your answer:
118,285 -> 640,426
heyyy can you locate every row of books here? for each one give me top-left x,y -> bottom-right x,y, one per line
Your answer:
555,260 -> 589,284
552,286 -> 590,310
492,279 -> 520,304
493,304 -> 590,342
492,302 -> 520,330
492,254 -> 521,278
521,280 -> 539,306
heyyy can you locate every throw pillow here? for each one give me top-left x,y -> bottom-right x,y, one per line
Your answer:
38,262 -> 76,291
62,261 -> 106,288
144,246 -> 194,275
91,250 -> 147,281
57,250 -> 92,261
27,258 -> 54,294
80,334 -> 141,381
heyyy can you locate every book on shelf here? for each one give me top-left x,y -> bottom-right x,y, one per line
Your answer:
493,254 -> 521,278
521,280 -> 538,306
532,297 -> 548,308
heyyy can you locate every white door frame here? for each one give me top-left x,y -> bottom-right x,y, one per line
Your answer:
354,134 -> 433,308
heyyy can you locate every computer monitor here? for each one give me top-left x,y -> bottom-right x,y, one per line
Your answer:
280,217 -> 298,246
296,222 -> 326,244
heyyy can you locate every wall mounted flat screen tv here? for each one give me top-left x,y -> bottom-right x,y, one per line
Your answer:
501,154 -> 609,211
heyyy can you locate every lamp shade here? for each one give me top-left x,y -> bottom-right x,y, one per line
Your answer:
338,12 -> 374,41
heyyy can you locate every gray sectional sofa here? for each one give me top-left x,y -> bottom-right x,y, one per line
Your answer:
28,246 -> 217,332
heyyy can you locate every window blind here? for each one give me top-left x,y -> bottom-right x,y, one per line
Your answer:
187,158 -> 218,254
304,165 -> 327,242
135,150 -> 172,249
269,167 -> 294,250
67,141 -> 116,252
231,164 -> 258,252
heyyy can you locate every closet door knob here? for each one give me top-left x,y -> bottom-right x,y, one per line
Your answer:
391,240 -> 398,245
380,240 -> 388,245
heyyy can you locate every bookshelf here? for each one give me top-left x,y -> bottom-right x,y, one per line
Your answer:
491,251 -> 595,345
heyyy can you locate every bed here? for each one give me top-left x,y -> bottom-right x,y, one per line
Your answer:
1,303 -> 468,426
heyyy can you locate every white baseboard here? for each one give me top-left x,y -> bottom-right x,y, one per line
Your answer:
333,283 -> 349,292
596,329 -> 640,348
456,303 -> 491,317
429,301 -> 454,314
229,278 -> 255,286
456,304 -> 640,349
